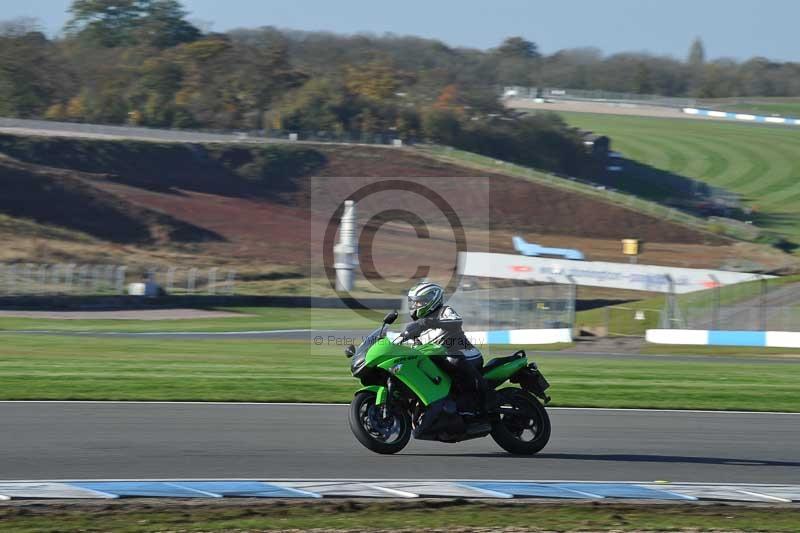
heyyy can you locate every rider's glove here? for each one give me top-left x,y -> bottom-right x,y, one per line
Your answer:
402,321 -> 424,340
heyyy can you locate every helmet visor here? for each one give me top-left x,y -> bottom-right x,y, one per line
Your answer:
408,295 -> 425,311
408,292 -> 435,311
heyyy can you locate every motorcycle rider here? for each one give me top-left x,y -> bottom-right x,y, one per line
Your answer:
400,281 -> 490,418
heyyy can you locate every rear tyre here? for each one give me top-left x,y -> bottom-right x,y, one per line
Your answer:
348,391 -> 411,455
490,388 -> 550,455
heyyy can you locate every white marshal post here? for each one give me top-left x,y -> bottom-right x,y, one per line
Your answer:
334,200 -> 358,291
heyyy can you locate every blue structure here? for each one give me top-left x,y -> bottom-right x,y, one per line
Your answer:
512,236 -> 584,260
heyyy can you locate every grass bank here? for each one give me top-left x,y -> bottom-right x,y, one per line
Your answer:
555,111 -> 800,246
1,500 -> 798,533
0,307 -> 378,333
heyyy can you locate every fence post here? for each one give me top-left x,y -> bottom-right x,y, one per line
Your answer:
6,264 -> 16,295
76,265 -> 89,294
104,265 -> 115,293
115,266 -> 127,294
759,276 -> 768,331
64,264 -> 76,294
665,274 -> 676,328
37,264 -> 48,294
566,275 -> 577,337
166,267 -> 177,294
187,268 -> 197,293
23,264 -> 34,294
208,267 -> 218,295
711,275 -> 720,330
92,265 -> 105,293
226,270 -> 236,295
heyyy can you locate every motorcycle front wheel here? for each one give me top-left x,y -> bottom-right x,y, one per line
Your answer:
348,391 -> 411,454
490,388 -> 551,455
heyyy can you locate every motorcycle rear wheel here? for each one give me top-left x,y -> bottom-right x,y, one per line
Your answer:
490,388 -> 550,455
349,391 -> 411,454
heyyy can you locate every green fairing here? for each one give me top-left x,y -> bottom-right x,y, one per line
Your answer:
375,386 -> 388,404
357,336 -> 531,406
367,338 -> 451,406
356,385 -> 387,404
483,355 -> 528,381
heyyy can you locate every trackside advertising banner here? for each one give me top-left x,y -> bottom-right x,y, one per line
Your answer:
457,252 -> 772,294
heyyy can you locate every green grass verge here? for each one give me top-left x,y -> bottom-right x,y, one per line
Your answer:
2,500 -> 800,533
0,307 -> 380,333
1,334 -> 798,411
641,344 -> 800,356
555,111 -> 800,246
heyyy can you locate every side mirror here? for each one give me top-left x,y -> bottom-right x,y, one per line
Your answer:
344,345 -> 356,358
384,310 -> 398,325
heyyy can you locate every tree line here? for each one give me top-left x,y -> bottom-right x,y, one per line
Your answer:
1,1 -> 797,178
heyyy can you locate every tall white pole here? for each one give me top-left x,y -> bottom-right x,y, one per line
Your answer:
334,200 -> 358,291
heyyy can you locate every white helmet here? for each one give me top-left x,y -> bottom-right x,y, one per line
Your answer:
407,282 -> 444,320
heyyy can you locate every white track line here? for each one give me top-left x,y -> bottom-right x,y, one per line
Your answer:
736,490 -> 792,503
0,400 -> 796,415
3,478 -> 800,487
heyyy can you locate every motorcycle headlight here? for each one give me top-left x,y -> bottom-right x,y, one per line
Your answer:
350,353 -> 366,376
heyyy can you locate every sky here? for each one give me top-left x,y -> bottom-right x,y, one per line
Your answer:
6,0 -> 798,62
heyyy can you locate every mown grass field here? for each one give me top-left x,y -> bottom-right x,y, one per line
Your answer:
1,333 -> 798,411
0,307 -> 378,333
556,111 -> 800,245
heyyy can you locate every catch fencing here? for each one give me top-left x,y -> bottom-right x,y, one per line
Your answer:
665,277 -> 800,332
593,277 -> 800,337
0,263 -> 237,296
444,281 -> 576,331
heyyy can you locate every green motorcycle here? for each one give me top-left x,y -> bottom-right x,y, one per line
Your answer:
345,310 -> 551,455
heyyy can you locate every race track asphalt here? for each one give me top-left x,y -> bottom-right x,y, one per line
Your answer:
1,402 -> 797,483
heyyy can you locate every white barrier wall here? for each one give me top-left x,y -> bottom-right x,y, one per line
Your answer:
458,252 -> 768,294
683,107 -> 800,126
647,329 -> 800,348
466,328 -> 573,345
387,328 -> 572,345
646,329 -> 709,345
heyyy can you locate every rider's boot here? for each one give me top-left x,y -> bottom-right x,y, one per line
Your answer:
471,374 -> 492,422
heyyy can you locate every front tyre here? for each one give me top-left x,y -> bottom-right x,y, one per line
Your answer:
348,391 -> 411,454
491,388 -> 551,455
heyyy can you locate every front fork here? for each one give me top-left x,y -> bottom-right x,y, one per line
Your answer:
380,377 -> 395,418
